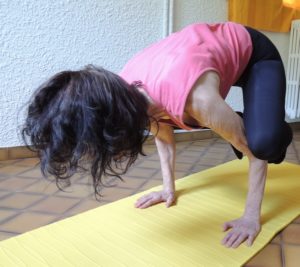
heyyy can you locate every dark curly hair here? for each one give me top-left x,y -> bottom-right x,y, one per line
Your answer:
22,65 -> 151,197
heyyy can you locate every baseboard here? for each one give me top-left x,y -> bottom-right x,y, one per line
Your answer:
1,122 -> 300,161
0,146 -> 37,161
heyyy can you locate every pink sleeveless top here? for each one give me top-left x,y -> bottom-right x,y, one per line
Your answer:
119,22 -> 253,130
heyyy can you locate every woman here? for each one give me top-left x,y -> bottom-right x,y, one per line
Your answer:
22,22 -> 292,249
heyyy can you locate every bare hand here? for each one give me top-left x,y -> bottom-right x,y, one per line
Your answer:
135,191 -> 175,209
222,217 -> 261,248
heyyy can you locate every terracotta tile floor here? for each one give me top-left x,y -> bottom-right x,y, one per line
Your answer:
1,130 -> 300,266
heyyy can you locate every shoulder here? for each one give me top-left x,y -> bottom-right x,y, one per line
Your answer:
184,71 -> 221,114
196,71 -> 220,85
139,88 -> 170,121
187,71 -> 221,101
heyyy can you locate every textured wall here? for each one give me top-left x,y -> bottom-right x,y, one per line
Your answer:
173,0 -> 227,30
0,0 -> 292,147
0,0 -> 164,147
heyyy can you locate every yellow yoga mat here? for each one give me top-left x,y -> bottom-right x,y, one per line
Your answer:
0,159 -> 300,267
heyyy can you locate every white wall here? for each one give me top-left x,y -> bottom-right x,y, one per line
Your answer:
0,0 -> 164,147
0,0 -> 291,147
173,0 -> 227,29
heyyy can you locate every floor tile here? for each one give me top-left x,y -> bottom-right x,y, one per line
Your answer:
139,179 -> 163,192
0,177 -> 37,191
271,233 -> 282,245
176,155 -> 198,164
30,196 -> 81,214
204,152 -> 228,160
23,180 -> 59,195
14,158 -> 40,167
191,140 -> 214,146
282,224 -> 300,245
151,171 -> 164,180
199,156 -> 224,165
54,184 -> 94,198
0,231 -> 18,241
225,154 -> 237,161
116,176 -> 147,190
127,167 -> 157,178
175,171 -> 190,178
208,146 -> 230,153
73,173 -> 93,185
0,212 -> 57,233
17,168 -> 46,178
186,145 -> 210,152
0,193 -> 45,209
136,160 -> 160,169
283,244 -> 300,267
176,141 -> 191,149
244,243 -> 282,267
71,172 -> 87,183
285,154 -> 298,161
175,162 -> 194,172
0,165 -> 33,176
66,199 -> 107,217
147,154 -> 160,161
292,215 -> 300,223
142,145 -> 157,154
101,187 -> 134,202
152,170 -> 189,181
0,191 -> 11,199
178,150 -> 204,158
286,145 -> 296,154
0,159 -> 21,167
190,164 -> 212,173
0,209 -> 18,224
285,159 -> 299,164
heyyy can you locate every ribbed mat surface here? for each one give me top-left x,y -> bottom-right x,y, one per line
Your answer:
0,159 -> 300,267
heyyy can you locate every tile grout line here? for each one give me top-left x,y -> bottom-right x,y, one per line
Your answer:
130,169 -> 162,195
280,232 -> 286,267
188,138 -> 218,171
0,230 -> 21,235
291,139 -> 300,164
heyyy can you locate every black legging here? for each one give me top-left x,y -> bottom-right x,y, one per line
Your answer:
233,27 -> 293,164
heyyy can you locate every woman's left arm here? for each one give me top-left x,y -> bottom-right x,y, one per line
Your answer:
221,158 -> 267,248
185,72 -> 268,248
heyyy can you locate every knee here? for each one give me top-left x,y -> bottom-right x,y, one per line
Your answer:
248,131 -> 283,160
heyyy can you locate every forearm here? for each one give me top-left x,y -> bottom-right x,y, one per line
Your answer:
184,75 -> 268,247
243,158 -> 268,220
148,119 -> 177,194
155,132 -> 176,193
188,95 -> 267,220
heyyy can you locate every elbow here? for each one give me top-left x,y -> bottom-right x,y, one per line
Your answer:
232,136 -> 253,158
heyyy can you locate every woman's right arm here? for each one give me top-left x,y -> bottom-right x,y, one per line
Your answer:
135,122 -> 176,209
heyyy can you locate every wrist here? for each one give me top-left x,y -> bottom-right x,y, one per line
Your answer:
164,186 -> 175,194
243,210 -> 261,222
163,182 -> 175,193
